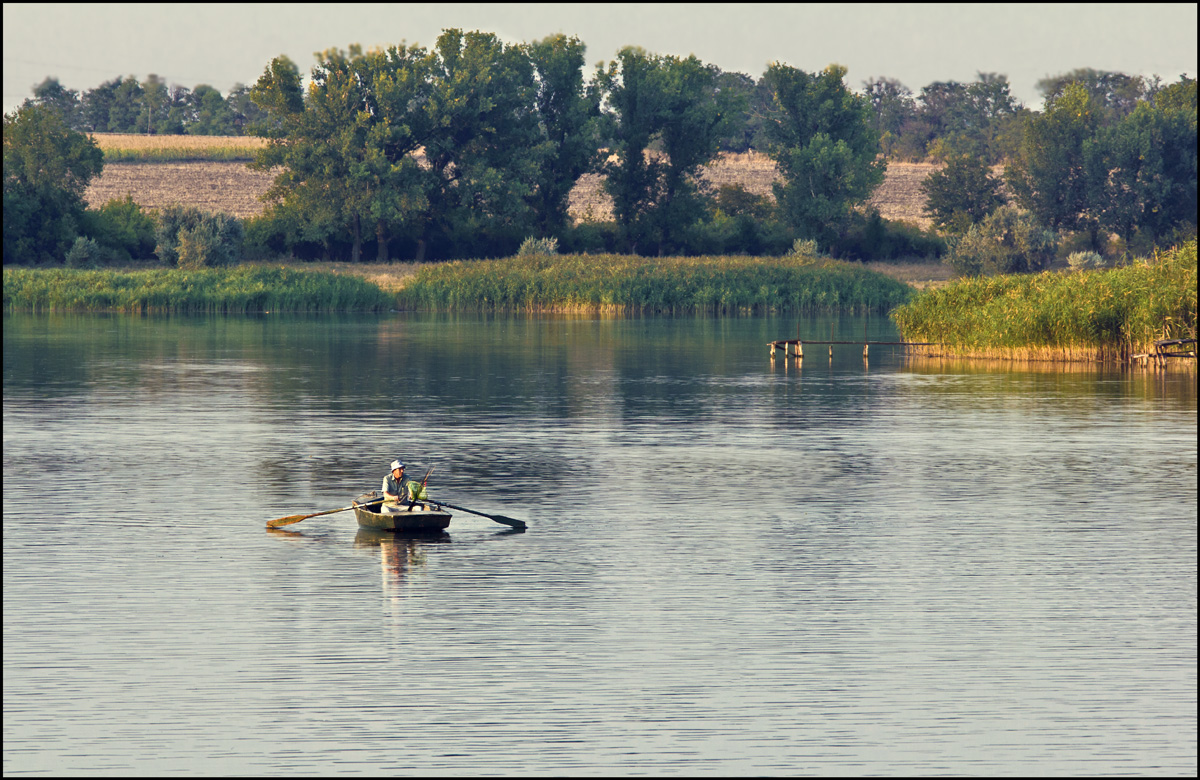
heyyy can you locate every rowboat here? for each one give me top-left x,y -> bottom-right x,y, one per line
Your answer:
351,491 -> 452,534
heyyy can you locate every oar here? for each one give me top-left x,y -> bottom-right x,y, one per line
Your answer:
267,502 -> 364,528
431,500 -> 527,530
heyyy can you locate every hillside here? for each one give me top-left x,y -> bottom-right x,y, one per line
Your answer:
85,150 -> 939,228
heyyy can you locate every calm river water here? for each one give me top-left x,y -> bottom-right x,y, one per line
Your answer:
3,313 -> 1196,776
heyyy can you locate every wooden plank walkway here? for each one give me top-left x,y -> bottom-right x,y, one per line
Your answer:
768,339 -> 940,359
1131,338 -> 1197,366
771,337 -> 1195,364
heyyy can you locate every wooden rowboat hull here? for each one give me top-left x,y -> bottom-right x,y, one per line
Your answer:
352,497 -> 451,533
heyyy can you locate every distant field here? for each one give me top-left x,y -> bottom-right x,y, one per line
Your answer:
89,132 -> 267,162
84,137 -> 941,227
87,161 -> 276,218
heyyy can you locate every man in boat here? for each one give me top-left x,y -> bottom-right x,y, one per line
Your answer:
381,460 -> 411,512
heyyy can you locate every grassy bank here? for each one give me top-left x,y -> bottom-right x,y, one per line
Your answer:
396,253 -> 913,313
3,266 -> 393,313
890,240 -> 1197,361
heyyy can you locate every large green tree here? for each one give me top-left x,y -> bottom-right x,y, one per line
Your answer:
761,63 -> 884,246
597,47 -> 742,253
188,85 -> 236,135
26,77 -> 82,130
418,29 -> 542,258
1005,83 -> 1101,241
250,30 -> 545,261
921,154 -> 1006,234
1036,68 -> 1150,124
107,76 -> 144,133
524,33 -> 603,236
1092,96 -> 1198,247
4,104 -> 104,263
250,54 -> 349,260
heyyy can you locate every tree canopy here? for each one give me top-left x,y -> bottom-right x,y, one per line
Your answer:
761,63 -> 884,247
4,104 -> 104,263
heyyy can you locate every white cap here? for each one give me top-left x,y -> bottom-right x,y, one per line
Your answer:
390,460 -> 405,471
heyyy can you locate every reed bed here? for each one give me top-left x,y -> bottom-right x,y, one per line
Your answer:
89,133 -> 267,163
891,240 -> 1197,362
3,266 -> 393,314
396,253 -> 913,313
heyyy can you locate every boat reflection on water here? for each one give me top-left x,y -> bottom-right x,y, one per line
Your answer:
354,528 -> 450,594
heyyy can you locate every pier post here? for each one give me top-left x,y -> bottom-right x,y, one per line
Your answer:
797,341 -> 803,358
863,344 -> 869,358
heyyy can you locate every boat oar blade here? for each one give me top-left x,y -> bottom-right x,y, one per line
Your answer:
266,504 -> 356,528
434,500 -> 527,530
486,514 -> 527,530
266,514 -> 309,528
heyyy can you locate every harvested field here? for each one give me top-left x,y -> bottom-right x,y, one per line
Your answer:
85,144 -> 941,228
86,161 -> 276,218
868,162 -> 938,228
556,154 -> 940,228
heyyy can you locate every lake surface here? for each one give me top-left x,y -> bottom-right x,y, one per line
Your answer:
3,312 -> 1196,776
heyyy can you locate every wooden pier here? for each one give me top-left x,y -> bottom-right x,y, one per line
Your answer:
769,339 -> 939,360
770,337 -> 1196,365
1131,338 -> 1197,368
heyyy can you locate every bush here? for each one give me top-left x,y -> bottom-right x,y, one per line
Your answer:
946,205 -> 1057,276
79,195 -> 157,263
560,220 -> 620,254
829,209 -> 945,262
787,238 -> 820,257
1066,251 -> 1106,271
155,205 -> 243,267
517,236 -> 559,257
64,236 -> 116,268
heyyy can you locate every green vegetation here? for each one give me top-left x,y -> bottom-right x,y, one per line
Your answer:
891,239 -> 1197,361
597,46 -> 743,254
944,204 -> 1057,276
920,154 -> 1006,234
763,63 -> 885,247
3,266 -> 393,313
4,105 -> 104,263
154,205 -> 244,268
396,253 -> 912,314
10,40 -> 1193,273
99,145 -> 256,163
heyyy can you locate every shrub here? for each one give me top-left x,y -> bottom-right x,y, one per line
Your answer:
830,209 -> 945,262
517,236 -> 559,257
787,238 -> 820,258
560,220 -> 619,254
1066,251 -> 1106,271
64,236 -> 115,268
79,195 -> 157,263
946,205 -> 1057,276
155,205 -> 243,267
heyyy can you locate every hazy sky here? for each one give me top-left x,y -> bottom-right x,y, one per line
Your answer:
4,3 -> 1197,115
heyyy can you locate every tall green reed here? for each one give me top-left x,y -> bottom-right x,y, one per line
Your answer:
396,254 -> 912,314
891,240 -> 1197,360
3,267 -> 393,313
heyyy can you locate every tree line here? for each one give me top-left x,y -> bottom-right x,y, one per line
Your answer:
5,28 -> 1196,270
23,59 -> 1175,169
239,30 -> 907,262
922,76 -> 1196,274
24,74 -> 265,136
